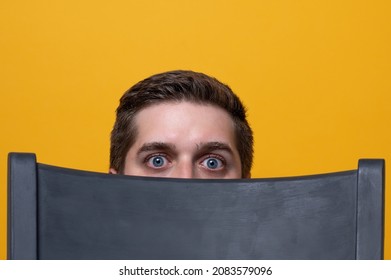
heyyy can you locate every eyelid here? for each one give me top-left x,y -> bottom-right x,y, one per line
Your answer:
143,152 -> 169,162
202,153 -> 226,162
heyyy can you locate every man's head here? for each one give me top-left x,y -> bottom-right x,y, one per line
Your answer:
110,70 -> 253,178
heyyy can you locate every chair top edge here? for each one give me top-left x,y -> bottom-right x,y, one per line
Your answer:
38,162 -> 358,184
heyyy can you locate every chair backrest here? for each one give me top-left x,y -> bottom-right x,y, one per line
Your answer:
7,153 -> 385,260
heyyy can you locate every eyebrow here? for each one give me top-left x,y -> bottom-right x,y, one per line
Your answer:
196,141 -> 234,155
137,141 -> 234,155
137,142 -> 177,155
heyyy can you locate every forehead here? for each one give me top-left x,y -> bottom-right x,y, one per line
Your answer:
133,101 -> 237,146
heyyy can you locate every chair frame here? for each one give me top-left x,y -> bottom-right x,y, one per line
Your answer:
7,153 -> 385,259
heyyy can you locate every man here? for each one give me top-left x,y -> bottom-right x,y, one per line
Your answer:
109,70 -> 253,178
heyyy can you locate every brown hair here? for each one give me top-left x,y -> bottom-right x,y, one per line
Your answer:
110,70 -> 253,177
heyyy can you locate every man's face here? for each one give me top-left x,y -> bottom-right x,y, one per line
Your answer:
112,101 -> 242,179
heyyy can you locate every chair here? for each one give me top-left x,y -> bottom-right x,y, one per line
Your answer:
7,152 -> 385,259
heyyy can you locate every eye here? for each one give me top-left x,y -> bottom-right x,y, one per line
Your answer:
146,155 -> 169,169
201,156 -> 224,170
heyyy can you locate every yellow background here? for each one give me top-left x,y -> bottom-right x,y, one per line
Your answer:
1,0 -> 390,259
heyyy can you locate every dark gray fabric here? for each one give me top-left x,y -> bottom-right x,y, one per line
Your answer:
7,153 -> 385,259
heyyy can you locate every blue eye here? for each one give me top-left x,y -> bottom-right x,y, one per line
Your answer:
147,155 -> 166,168
202,157 -> 224,170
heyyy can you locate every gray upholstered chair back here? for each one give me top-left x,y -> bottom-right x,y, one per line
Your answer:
8,153 -> 385,259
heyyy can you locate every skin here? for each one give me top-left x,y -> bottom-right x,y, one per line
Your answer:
110,101 -> 243,179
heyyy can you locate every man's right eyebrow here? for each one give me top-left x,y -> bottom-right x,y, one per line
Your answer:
137,142 -> 176,155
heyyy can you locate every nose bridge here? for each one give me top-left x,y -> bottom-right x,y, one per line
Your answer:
171,159 -> 194,179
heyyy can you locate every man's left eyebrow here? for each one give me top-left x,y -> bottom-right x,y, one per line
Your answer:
196,142 -> 234,153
